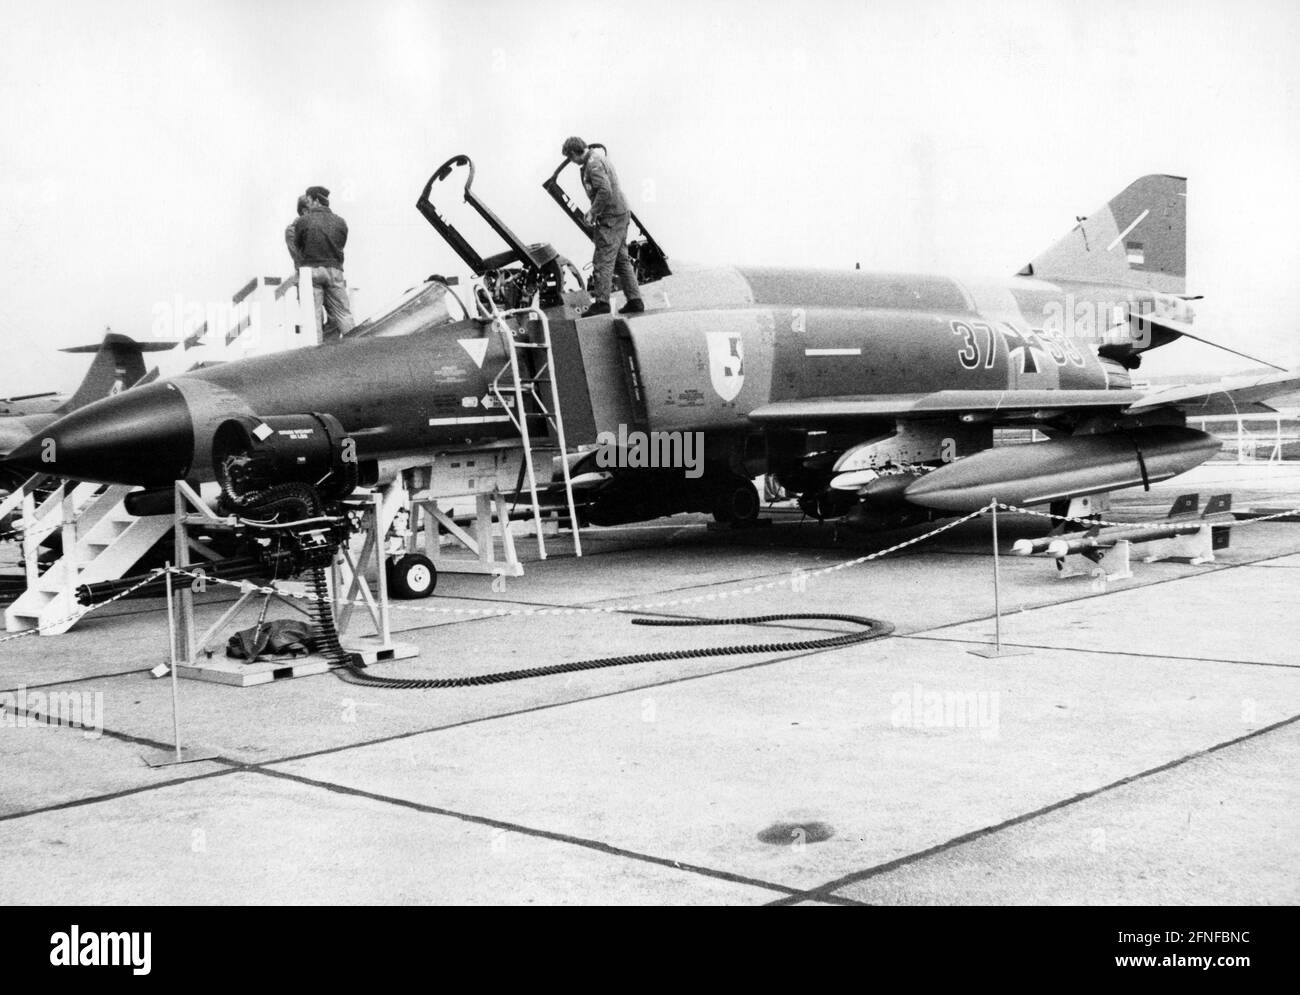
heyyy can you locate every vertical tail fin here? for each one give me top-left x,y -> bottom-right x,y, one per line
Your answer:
56,334 -> 172,413
1019,174 -> 1187,293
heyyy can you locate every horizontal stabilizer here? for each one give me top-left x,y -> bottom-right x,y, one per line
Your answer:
1136,313 -> 1287,371
62,335 -> 175,354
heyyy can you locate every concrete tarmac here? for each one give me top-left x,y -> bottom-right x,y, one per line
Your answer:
1,461 -> 1297,905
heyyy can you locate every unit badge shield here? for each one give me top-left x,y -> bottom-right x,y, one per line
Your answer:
706,331 -> 745,402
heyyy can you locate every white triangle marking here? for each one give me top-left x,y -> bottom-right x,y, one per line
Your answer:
458,338 -> 489,367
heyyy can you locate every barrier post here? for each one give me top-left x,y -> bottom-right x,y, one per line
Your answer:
970,501 -> 1031,659
143,564 -> 219,767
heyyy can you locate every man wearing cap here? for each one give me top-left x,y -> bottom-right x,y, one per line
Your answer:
291,185 -> 354,341
561,137 -> 644,318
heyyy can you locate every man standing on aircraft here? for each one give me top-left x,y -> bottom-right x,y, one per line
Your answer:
285,194 -> 309,269
286,194 -> 327,331
291,185 -> 354,342
561,137 -> 644,318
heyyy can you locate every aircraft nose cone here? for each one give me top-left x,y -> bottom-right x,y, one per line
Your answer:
3,382 -> 194,487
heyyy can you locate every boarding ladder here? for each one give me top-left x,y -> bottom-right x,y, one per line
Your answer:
477,290 -> 582,560
3,474 -> 172,634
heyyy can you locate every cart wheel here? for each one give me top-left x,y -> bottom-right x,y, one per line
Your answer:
388,553 -> 437,599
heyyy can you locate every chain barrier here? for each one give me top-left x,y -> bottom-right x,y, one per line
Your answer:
0,570 -> 165,645
5,496 -> 1300,642
164,505 -> 993,619
995,500 -> 1300,531
162,495 -> 1300,616
0,516 -> 70,546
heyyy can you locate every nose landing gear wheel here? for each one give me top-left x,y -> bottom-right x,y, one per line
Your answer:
387,553 -> 437,599
711,478 -> 761,525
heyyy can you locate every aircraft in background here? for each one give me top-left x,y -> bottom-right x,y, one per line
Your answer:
5,159 -> 1298,534
0,333 -> 172,490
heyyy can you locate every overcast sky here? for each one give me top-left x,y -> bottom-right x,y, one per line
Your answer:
2,0 -> 1298,396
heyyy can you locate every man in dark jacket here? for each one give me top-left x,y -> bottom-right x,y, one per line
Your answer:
284,194 -> 309,268
562,137 -> 643,318
291,185 -> 354,341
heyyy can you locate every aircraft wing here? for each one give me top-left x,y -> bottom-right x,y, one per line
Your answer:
1128,370 -> 1300,415
748,389 -> 1146,424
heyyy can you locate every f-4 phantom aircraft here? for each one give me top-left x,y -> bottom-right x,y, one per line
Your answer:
5,159 -> 1298,535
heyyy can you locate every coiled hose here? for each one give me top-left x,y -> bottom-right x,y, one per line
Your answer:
212,459 -> 897,688
332,612 -> 894,689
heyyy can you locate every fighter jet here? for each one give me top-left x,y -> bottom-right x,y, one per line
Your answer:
0,332 -> 171,489
5,158 -> 1298,533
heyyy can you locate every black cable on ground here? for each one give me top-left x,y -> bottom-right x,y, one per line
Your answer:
332,612 -> 894,689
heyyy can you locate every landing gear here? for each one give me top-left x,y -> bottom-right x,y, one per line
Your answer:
387,553 -> 437,599
711,477 -> 761,525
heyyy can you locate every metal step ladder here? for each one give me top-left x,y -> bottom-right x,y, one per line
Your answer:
4,475 -> 173,634
478,292 -> 582,560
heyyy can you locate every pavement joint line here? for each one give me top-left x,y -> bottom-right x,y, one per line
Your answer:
0,766 -> 240,824
802,893 -> 873,906
0,666 -> 157,696
0,701 -> 236,761
763,708 -> 1300,906
0,704 -> 250,825
247,764 -> 805,900
896,634 -> 1300,671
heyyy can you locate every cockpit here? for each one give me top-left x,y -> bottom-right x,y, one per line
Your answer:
345,150 -> 671,339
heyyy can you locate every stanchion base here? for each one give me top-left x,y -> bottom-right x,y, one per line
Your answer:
968,645 -> 1033,659
142,746 -> 221,768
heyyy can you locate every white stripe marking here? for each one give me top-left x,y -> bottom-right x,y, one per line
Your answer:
804,348 -> 862,357
1106,209 -> 1149,251
427,415 -> 513,426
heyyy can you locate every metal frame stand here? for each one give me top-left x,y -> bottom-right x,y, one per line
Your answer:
168,481 -> 415,687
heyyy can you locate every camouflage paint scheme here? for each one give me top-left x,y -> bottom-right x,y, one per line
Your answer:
8,174 -> 1297,527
